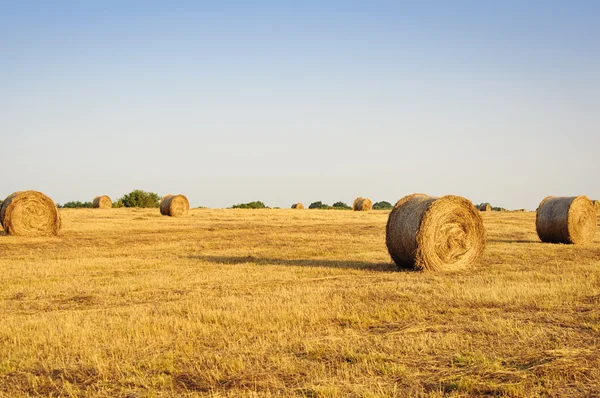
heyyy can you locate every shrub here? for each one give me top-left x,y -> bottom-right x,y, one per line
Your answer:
332,201 -> 351,210
112,200 -> 125,208
308,201 -> 352,210
373,201 -> 393,210
61,201 -> 93,209
118,190 -> 160,208
232,201 -> 268,209
309,201 -> 327,209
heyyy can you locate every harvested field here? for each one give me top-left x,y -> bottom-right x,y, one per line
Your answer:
0,209 -> 599,396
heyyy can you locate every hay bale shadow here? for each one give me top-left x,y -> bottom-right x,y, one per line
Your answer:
189,255 -> 400,272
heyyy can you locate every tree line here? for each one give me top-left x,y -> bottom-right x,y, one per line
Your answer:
53,190 -> 395,210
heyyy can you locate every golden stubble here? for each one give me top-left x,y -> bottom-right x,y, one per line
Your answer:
0,208 -> 598,396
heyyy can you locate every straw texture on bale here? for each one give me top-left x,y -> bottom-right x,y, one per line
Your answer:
93,195 -> 112,209
386,194 -> 486,272
160,194 -> 190,217
0,191 -> 61,236
536,196 -> 596,245
593,200 -> 600,211
353,197 -> 373,211
291,203 -> 304,209
479,203 -> 491,212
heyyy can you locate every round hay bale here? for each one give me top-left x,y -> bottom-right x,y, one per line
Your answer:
160,194 -> 190,217
593,200 -> 600,211
291,203 -> 304,209
92,195 -> 112,209
386,194 -> 486,271
536,196 -> 596,245
479,203 -> 491,212
0,191 -> 61,236
353,197 -> 373,211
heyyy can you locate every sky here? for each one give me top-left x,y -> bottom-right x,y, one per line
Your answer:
1,1 -> 598,209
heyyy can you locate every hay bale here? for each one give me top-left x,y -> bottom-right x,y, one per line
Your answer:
386,194 -> 486,271
160,194 -> 190,217
0,191 -> 61,236
92,195 -> 112,209
593,200 -> 600,211
536,196 -> 596,244
291,203 -> 304,209
353,197 -> 373,211
479,203 -> 491,212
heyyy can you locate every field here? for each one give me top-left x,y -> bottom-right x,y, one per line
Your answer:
0,208 -> 599,397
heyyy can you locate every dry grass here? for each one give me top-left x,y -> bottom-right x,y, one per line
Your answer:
0,208 -> 599,397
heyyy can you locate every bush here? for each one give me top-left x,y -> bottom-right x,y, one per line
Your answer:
332,201 -> 351,210
118,190 -> 160,208
309,201 -> 352,210
112,200 -> 125,208
232,201 -> 268,209
309,201 -> 327,209
373,201 -> 393,210
61,201 -> 93,209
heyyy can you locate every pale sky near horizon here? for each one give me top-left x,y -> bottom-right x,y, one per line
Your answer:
1,1 -> 598,210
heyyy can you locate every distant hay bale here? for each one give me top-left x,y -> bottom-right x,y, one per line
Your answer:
386,194 -> 486,271
291,203 -> 304,209
536,196 -> 596,245
160,194 -> 190,217
92,195 -> 112,209
353,197 -> 373,211
479,203 -> 491,212
0,191 -> 61,236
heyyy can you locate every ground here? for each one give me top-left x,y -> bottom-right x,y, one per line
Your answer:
0,208 -> 598,397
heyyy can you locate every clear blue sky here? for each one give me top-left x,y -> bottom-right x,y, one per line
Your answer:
1,1 -> 598,209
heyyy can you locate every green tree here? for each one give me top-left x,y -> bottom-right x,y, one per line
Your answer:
332,201 -> 351,210
373,201 -> 393,210
61,201 -> 93,209
309,201 -> 327,209
118,190 -> 160,208
232,201 -> 267,209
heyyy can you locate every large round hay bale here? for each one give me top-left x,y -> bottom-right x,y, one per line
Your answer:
291,203 -> 304,209
92,195 -> 112,209
160,194 -> 190,217
479,203 -> 491,212
0,191 -> 61,236
386,194 -> 486,271
536,196 -> 596,245
353,197 -> 373,211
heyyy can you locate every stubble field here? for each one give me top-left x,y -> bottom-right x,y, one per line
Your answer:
0,208 -> 599,397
